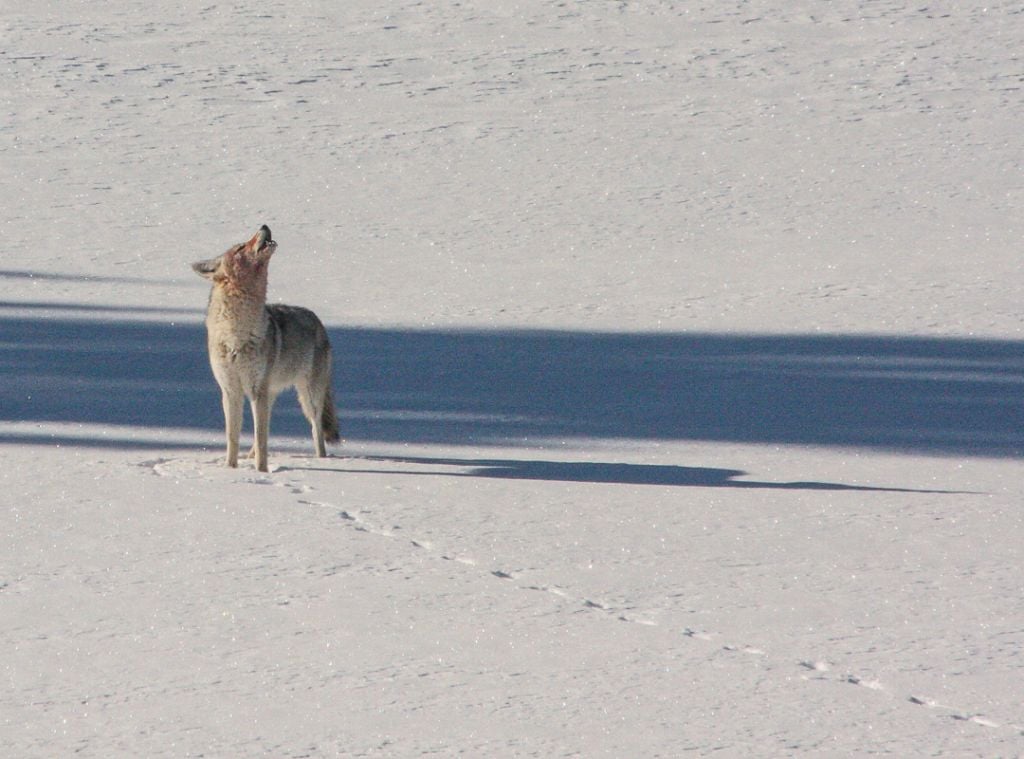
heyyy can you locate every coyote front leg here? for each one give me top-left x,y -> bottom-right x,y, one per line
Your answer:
222,387 -> 244,468
251,386 -> 271,473
248,402 -> 273,461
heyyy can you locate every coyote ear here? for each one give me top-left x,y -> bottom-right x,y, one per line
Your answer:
192,255 -> 222,280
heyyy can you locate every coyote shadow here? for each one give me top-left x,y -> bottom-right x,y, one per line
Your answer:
312,455 -> 966,493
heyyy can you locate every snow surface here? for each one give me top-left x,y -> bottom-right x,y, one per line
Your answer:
3,1 -> 1024,756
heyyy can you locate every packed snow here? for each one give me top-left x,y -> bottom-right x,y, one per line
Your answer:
3,1 -> 1024,756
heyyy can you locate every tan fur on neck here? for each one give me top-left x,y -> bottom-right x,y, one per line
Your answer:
208,248 -> 272,352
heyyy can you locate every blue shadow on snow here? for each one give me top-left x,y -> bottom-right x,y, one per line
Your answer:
2,307 -> 1024,459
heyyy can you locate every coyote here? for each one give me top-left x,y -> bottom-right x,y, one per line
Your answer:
192,225 -> 339,472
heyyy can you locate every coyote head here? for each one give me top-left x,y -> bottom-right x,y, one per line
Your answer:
192,225 -> 278,291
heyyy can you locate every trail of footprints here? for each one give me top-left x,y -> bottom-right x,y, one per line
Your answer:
290,492 -> 1023,736
144,459 -> 1020,737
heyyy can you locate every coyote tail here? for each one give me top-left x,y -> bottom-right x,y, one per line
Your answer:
322,387 -> 341,443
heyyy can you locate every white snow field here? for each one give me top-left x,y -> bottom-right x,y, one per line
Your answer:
3,1 -> 1024,756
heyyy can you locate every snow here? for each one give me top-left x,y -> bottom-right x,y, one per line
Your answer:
3,1 -> 1024,755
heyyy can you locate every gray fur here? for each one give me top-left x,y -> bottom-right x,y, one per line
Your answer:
193,225 -> 339,472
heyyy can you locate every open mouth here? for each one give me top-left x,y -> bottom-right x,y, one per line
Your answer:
255,224 -> 276,253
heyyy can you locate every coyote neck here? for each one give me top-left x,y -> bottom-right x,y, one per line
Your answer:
207,279 -> 270,349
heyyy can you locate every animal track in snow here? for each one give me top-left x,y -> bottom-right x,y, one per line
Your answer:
134,470 -> 1022,737
907,695 -> 1009,730
291,494 -> 1020,737
844,674 -> 885,691
140,457 -> 212,480
526,584 -> 568,597
297,495 -> 665,631
302,499 -> 476,561
798,660 -> 830,675
678,631 -> 1019,736
139,457 -> 311,497
723,644 -> 766,656
298,500 -> 395,538
682,628 -> 715,641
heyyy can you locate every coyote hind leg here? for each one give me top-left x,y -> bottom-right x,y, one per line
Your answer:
296,382 -> 327,458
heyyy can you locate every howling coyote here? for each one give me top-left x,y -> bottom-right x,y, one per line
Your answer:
192,225 -> 339,472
